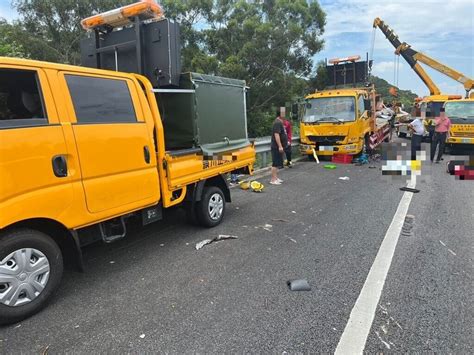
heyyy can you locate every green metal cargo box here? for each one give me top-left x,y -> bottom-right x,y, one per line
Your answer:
156,72 -> 250,155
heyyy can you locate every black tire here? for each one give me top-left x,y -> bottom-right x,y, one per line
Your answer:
196,186 -> 226,228
0,229 -> 63,326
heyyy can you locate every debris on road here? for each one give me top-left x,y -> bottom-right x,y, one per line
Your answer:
291,210 -> 296,214
262,223 -> 273,232
195,234 -> 238,250
287,279 -> 311,291
324,164 -> 337,170
109,261 -> 115,264
288,237 -> 297,243
139,334 -> 146,339
439,240 -> 457,256
400,186 -> 420,193
401,215 -> 414,236
338,176 -> 350,181
41,345 -> 50,355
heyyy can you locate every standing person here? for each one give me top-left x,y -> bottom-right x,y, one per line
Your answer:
408,115 -> 425,160
430,107 -> 451,163
282,109 -> 293,168
270,107 -> 287,185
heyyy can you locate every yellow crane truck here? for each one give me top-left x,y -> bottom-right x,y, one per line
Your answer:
373,17 -> 474,148
300,57 -> 392,158
0,2 -> 255,325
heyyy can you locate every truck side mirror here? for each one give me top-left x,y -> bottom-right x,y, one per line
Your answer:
291,103 -> 299,120
364,99 -> 372,111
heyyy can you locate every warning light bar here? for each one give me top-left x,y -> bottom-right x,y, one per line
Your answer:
328,55 -> 361,65
81,0 -> 164,30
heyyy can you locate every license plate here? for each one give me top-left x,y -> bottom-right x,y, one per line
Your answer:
319,146 -> 334,151
462,138 -> 471,143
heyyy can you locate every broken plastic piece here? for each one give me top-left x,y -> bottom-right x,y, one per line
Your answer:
338,176 -> 350,181
399,187 -> 420,193
324,164 -> 337,169
287,279 -> 311,291
195,234 -> 238,250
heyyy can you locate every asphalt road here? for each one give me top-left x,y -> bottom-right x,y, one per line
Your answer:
1,141 -> 472,353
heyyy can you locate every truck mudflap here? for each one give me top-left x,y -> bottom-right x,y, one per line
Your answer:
369,124 -> 392,149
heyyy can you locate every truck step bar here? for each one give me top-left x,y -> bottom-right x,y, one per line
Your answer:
99,217 -> 127,243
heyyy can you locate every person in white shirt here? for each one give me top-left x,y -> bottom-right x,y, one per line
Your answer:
408,116 -> 425,160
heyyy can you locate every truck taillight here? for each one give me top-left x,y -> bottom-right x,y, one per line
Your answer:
81,0 -> 164,30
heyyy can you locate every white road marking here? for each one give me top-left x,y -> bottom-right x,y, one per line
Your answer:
335,178 -> 416,355
439,240 -> 446,247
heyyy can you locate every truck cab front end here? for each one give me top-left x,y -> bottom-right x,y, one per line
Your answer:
299,90 -> 369,156
445,100 -> 474,147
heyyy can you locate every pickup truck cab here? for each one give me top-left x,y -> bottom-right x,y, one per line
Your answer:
0,57 -> 255,324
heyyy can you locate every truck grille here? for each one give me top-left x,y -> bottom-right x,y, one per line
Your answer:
308,135 -> 345,144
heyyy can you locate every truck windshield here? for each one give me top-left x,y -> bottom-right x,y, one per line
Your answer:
303,97 -> 356,123
444,101 -> 474,120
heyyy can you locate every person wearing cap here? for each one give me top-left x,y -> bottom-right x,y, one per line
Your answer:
430,107 -> 451,163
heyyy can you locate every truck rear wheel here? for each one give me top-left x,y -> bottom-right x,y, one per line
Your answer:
0,229 -> 63,326
196,186 -> 226,228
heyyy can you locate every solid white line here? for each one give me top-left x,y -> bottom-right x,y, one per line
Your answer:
335,177 -> 416,355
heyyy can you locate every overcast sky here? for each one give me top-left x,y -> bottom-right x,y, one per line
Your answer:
1,0 -> 473,97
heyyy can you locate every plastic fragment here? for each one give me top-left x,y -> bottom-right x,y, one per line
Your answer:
287,279 -> 311,291
195,234 -> 238,250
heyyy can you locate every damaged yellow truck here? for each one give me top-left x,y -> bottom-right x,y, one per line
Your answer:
0,57 -> 255,325
299,86 -> 392,157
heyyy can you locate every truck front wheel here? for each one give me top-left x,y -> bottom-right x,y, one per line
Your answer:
0,229 -> 63,326
196,186 -> 226,228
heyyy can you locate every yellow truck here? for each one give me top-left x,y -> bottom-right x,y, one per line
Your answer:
299,86 -> 392,157
0,57 -> 255,324
444,98 -> 474,149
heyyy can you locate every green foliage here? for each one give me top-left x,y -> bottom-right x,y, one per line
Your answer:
10,0 -> 131,64
0,20 -> 27,58
370,75 -> 418,109
309,60 -> 329,91
162,0 -> 326,137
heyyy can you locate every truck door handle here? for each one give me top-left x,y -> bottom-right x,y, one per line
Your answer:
144,145 -> 151,164
52,155 -> 68,178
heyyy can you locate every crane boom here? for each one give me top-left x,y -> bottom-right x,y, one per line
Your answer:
373,17 -> 473,97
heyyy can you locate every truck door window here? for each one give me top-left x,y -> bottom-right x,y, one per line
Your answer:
0,69 -> 48,128
65,75 -> 137,124
358,95 -> 365,117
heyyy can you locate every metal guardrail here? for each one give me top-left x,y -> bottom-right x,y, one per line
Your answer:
253,136 -> 300,168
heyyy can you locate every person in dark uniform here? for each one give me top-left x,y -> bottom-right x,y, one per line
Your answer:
270,108 -> 287,185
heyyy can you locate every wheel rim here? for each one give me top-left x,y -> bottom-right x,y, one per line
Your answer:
208,193 -> 224,221
0,248 -> 50,307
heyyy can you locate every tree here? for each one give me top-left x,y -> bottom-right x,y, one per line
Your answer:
11,0 -> 131,64
163,0 -> 326,136
0,20 -> 27,58
309,60 -> 328,91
